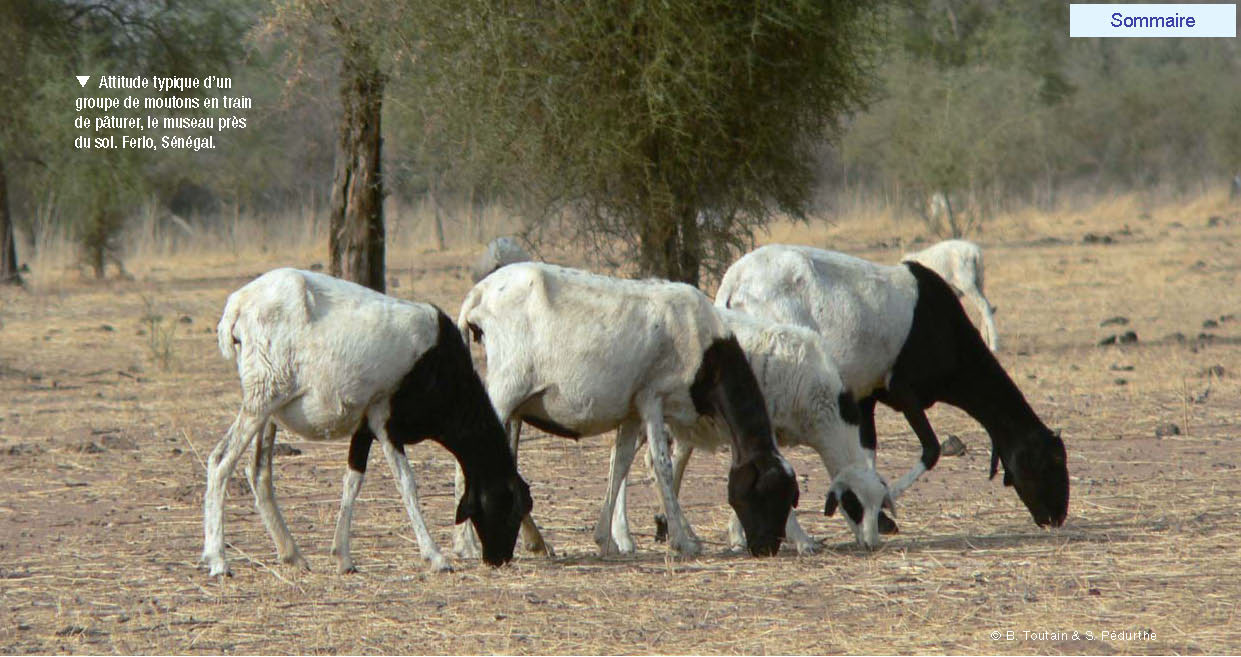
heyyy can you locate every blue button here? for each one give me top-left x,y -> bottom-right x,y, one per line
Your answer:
1070,4 -> 1236,37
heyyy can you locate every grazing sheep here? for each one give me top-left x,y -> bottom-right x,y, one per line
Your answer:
716,245 -> 1068,528
901,239 -> 998,351
611,309 -> 893,553
470,236 -> 531,283
455,262 -> 798,557
204,268 -> 531,577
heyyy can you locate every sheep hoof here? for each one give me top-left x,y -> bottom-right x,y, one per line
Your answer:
597,536 -> 635,557
795,540 -> 822,556
281,552 -> 310,571
428,556 -> 453,573
525,537 -> 554,558
452,537 -> 482,560
673,537 -> 702,557
202,554 -> 232,578
336,562 -> 358,575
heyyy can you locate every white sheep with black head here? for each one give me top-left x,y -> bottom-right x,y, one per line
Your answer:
204,268 -> 531,577
716,245 -> 1068,528
454,262 -> 799,558
612,309 -> 894,553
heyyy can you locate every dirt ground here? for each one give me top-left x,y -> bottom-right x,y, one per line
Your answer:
1,195 -> 1239,654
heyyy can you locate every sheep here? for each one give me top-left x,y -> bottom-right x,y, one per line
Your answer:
454,262 -> 799,558
609,309 -> 894,553
716,245 -> 1068,528
470,236 -> 532,283
901,239 -> 998,351
203,268 -> 532,577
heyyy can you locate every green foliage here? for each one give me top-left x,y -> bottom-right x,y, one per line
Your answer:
412,0 -> 882,283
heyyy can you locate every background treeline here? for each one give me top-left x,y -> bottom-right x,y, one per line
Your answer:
839,1 -> 1241,234
2,0 -> 1238,287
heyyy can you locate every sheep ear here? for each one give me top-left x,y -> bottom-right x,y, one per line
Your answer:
824,489 -> 839,517
761,465 -> 799,509
510,478 -> 533,522
455,488 -> 481,525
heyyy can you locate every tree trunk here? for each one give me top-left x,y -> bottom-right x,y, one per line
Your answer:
677,205 -> 700,286
639,217 -> 676,281
329,41 -> 386,293
0,152 -> 22,286
637,201 -> 701,286
635,136 -> 701,286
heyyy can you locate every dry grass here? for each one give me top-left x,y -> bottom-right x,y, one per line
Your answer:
1,192 -> 1240,654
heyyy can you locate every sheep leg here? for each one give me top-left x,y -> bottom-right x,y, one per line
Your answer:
247,421 -> 308,570
331,424 -> 373,574
857,395 -> 879,469
641,400 -> 701,556
509,420 -> 553,556
652,437 -> 694,544
595,420 -> 640,555
727,514 -> 747,552
857,395 -> 899,534
374,418 -> 451,573
613,476 -> 634,552
202,410 -> 267,577
889,403 -> 941,499
451,464 -> 482,560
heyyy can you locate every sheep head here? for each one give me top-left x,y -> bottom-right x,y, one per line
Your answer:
991,428 -> 1069,528
728,452 -> 798,556
455,473 -> 533,566
824,464 -> 894,550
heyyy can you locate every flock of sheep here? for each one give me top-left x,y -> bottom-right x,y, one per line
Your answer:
200,237 -> 1068,577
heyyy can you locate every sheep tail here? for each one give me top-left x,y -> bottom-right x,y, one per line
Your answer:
217,293 -> 242,361
715,269 -> 738,310
456,285 -> 485,346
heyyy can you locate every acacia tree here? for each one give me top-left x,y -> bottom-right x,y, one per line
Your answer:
267,2 -> 410,292
436,0 -> 880,285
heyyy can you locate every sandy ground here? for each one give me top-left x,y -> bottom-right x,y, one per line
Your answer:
1,195 -> 1239,654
